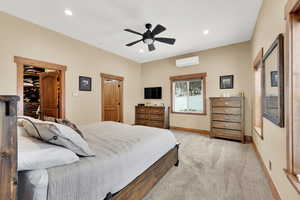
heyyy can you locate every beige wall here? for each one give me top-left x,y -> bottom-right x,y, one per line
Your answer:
0,11 -> 142,125
251,0 -> 299,199
1,2 -> 298,198
141,42 -> 252,135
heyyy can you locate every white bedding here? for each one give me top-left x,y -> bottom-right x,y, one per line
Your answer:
19,122 -> 177,200
18,169 -> 48,200
18,131 -> 79,171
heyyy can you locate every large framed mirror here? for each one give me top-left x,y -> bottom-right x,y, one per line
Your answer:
262,34 -> 284,127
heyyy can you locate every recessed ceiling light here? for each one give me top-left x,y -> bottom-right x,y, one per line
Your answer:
203,29 -> 209,35
139,49 -> 145,53
64,9 -> 73,16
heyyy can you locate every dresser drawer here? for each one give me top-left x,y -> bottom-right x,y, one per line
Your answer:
212,121 -> 241,130
149,121 -> 164,128
212,128 -> 242,137
135,120 -> 148,126
136,113 -> 147,120
211,107 -> 241,115
212,100 -> 241,107
150,108 -> 164,115
136,107 -> 147,113
150,114 -> 164,121
211,114 -> 241,122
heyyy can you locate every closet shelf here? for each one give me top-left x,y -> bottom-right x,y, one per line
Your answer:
24,72 -> 40,77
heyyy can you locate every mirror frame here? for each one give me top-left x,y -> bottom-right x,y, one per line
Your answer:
262,34 -> 284,127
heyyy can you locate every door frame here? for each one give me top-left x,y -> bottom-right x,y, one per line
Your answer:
14,56 -> 67,119
100,73 -> 124,122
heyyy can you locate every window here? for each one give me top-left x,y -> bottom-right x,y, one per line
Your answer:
286,0 -> 300,192
253,48 -> 264,139
170,73 -> 206,115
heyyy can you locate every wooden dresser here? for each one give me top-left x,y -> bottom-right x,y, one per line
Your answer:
135,106 -> 169,129
210,97 -> 245,143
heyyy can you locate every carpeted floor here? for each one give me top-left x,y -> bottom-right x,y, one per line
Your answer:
144,130 -> 275,200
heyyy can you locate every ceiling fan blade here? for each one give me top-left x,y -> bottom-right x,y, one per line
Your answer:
126,39 -> 143,47
155,37 -> 176,45
151,24 -> 166,36
148,44 -> 155,51
124,29 -> 143,36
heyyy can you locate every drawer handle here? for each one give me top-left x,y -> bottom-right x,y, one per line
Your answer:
225,102 -> 228,105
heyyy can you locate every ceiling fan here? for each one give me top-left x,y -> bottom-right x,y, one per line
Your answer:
124,23 -> 176,52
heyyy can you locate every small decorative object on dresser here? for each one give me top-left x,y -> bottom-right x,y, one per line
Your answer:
210,97 -> 245,143
135,106 -> 169,129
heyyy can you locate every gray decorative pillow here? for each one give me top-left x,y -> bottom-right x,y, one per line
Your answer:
44,117 -> 84,138
23,120 -> 95,157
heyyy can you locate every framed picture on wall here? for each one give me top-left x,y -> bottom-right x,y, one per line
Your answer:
270,71 -> 279,87
220,75 -> 234,89
262,34 -> 284,127
79,76 -> 92,91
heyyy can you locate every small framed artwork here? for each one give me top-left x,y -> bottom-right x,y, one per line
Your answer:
271,71 -> 279,87
220,75 -> 234,89
79,76 -> 92,91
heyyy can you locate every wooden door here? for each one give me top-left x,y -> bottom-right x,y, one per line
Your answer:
102,74 -> 123,122
40,72 -> 59,120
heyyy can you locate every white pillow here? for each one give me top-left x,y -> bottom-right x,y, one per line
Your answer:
18,125 -> 28,137
18,133 -> 79,171
17,116 -> 41,127
23,120 -> 95,157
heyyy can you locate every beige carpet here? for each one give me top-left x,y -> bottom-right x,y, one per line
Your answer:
144,130 -> 275,200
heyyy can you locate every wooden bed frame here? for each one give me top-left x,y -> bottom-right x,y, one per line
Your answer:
0,95 -> 179,200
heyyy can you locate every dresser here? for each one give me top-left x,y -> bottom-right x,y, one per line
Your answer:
210,97 -> 245,143
135,106 -> 169,129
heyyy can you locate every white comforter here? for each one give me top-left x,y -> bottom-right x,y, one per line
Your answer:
19,122 -> 177,200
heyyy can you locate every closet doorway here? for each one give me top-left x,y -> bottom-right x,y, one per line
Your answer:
15,56 -> 66,119
100,73 -> 124,122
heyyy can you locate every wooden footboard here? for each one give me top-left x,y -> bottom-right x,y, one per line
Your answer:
0,96 -> 19,200
110,144 -> 179,200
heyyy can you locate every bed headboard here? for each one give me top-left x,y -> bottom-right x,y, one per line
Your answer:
0,96 -> 19,200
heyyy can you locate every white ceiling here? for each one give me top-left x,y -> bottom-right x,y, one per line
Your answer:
0,0 -> 262,63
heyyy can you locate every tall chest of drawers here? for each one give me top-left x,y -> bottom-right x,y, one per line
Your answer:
135,106 -> 169,129
210,97 -> 245,143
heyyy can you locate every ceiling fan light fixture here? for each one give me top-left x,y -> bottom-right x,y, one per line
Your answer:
144,38 -> 154,45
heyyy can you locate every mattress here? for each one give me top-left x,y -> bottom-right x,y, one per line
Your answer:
19,122 -> 177,200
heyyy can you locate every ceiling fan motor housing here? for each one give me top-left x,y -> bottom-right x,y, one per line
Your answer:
145,23 -> 152,30
143,30 -> 154,44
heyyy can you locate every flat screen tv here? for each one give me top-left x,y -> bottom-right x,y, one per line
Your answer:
144,87 -> 162,99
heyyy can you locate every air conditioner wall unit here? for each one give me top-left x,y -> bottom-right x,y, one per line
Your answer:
175,56 -> 199,67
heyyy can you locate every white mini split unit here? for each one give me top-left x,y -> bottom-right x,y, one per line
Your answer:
175,56 -> 199,67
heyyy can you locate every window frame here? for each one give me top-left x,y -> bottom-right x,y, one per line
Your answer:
253,48 -> 264,140
285,0 -> 300,193
170,73 -> 207,115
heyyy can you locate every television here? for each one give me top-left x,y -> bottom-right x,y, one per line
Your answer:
144,87 -> 162,99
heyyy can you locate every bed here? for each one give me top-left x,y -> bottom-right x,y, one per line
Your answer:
17,121 -> 179,200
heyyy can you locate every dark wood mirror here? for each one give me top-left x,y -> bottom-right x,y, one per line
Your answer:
262,34 -> 284,127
